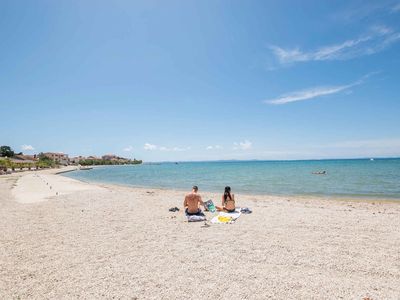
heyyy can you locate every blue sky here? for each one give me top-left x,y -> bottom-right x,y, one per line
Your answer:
1,0 -> 400,161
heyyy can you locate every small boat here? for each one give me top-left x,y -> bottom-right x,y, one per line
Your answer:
312,170 -> 326,175
78,166 -> 93,170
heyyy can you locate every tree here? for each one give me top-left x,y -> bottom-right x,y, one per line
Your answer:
37,152 -> 56,168
0,159 -> 8,171
0,146 -> 14,158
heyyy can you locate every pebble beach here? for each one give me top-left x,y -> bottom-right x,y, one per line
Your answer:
1,168 -> 400,299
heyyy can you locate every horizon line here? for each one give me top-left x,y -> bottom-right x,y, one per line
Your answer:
145,156 -> 400,164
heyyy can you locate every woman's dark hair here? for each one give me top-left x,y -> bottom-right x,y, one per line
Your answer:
224,186 -> 232,202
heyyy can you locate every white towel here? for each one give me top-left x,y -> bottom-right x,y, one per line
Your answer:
211,210 -> 241,224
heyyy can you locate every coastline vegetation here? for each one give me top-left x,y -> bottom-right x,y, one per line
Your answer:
0,145 -> 142,173
0,152 -> 56,172
0,159 -> 35,171
37,153 -> 57,168
0,145 -> 16,158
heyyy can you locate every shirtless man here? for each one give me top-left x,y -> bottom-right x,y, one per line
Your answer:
183,185 -> 204,215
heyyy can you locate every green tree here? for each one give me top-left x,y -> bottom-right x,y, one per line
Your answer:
0,159 -> 7,171
37,153 -> 56,168
0,146 -> 15,158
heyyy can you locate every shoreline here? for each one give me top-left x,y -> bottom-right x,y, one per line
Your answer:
3,166 -> 400,204
61,170 -> 400,205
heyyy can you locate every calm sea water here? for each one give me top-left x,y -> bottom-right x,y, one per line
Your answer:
63,159 -> 400,200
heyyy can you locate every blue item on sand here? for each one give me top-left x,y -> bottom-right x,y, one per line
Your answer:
204,199 -> 216,213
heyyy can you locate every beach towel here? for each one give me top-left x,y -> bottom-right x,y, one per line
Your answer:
211,210 -> 241,224
187,215 -> 206,222
186,210 -> 206,222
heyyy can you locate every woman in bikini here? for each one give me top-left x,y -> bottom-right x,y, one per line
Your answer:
216,186 -> 236,213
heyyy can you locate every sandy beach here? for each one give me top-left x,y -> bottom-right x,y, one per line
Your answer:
1,169 -> 400,299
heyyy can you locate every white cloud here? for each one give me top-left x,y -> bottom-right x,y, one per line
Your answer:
160,146 -> 190,152
266,84 -> 354,105
206,145 -> 223,150
123,146 -> 133,152
145,143 -> 190,152
270,26 -> 400,64
144,143 -> 157,150
233,140 -> 252,150
21,145 -> 34,151
264,73 -> 375,105
269,46 -> 310,63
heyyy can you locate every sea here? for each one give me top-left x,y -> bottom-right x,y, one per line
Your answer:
63,158 -> 400,200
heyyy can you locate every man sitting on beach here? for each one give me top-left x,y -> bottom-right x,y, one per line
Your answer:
183,185 -> 204,215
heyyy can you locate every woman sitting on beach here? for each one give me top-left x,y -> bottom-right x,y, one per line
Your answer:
216,186 -> 236,213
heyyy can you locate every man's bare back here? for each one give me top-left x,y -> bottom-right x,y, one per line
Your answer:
183,186 -> 204,214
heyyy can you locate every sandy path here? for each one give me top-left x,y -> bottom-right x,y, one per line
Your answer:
1,172 -> 399,299
11,172 -> 102,203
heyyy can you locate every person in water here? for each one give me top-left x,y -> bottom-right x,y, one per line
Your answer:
183,185 -> 204,215
216,186 -> 236,213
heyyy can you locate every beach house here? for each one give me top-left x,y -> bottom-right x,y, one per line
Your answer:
43,152 -> 69,166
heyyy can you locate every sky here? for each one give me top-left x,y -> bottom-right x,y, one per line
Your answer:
1,0 -> 400,161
